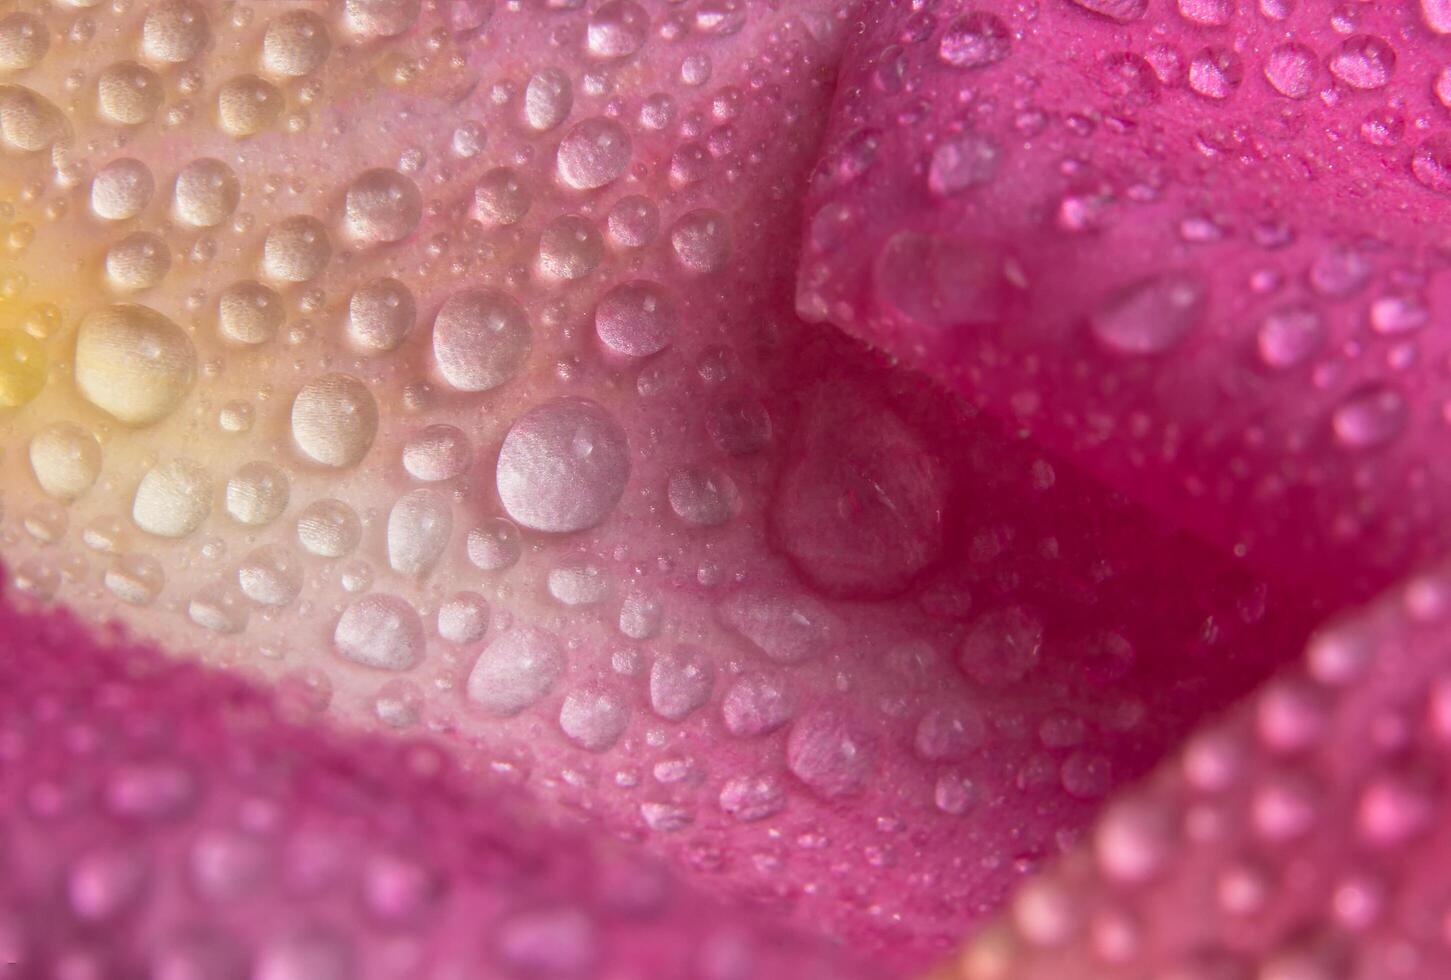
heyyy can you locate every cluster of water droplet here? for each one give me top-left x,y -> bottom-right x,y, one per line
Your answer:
0,0 -> 1326,961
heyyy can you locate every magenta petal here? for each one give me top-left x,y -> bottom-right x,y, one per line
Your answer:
800,0 -> 1451,599
936,564 -> 1451,978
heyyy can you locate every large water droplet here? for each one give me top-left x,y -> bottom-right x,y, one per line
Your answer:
1329,35 -> 1395,91
217,280 -> 283,347
559,685 -> 630,750
290,374 -> 378,468
786,710 -> 874,798
524,68 -> 573,131
74,304 -> 196,425
556,117 -> 631,190
29,423 -> 101,501
90,158 -> 154,220
1332,384 -> 1406,451
343,168 -> 421,245
595,280 -> 676,357
432,289 -> 532,392
225,461 -> 289,526
937,13 -> 1010,69
649,646 -> 713,720
467,626 -> 565,714
346,277 -> 415,354
262,215 -> 331,283
496,398 -> 630,533
1089,272 -> 1206,355
261,11 -> 331,77
133,458 -> 212,538
172,158 -> 240,228
721,673 -> 794,737
334,594 -> 424,670
387,488 -> 452,575
717,588 -> 837,664
141,0 -> 209,63
587,1 -> 648,58
296,499 -> 361,557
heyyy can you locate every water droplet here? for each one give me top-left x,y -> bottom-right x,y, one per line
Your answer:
0,13 -> 49,72
217,74 -> 283,136
1066,0 -> 1147,21
343,0 -> 420,38
133,458 -> 212,538
556,117 -> 631,190
29,423 -> 101,501
261,11 -> 331,77
717,588 -> 837,664
75,304 -> 196,424
467,626 -> 565,714
432,289 -> 532,392
90,158 -> 154,220
472,167 -> 531,225
0,331 -> 46,407
172,158 -> 240,228
537,214 -> 603,280
1264,43 -> 1316,99
465,518 -> 521,571
106,552 -> 165,604
496,398 -> 630,533
559,685 -> 630,750
1177,0 -> 1231,25
346,277 -> 415,354
1329,35 -> 1395,91
218,280 -> 284,347
263,215 -> 331,282
97,61 -> 163,126
607,195 -> 659,247
290,373 -> 378,468
667,464 -> 739,526
437,591 -> 489,644
141,0 -> 209,63
670,209 -> 730,273
237,545 -> 302,606
914,705 -> 987,761
1257,306 -> 1323,369
1094,797 -> 1174,883
225,461 -> 289,525
334,594 -> 425,670
1332,384 -> 1406,450
105,231 -> 171,292
786,710 -> 874,798
387,489 -> 452,575
650,646 -> 713,720
547,563 -> 608,605
958,606 -> 1044,686
296,499 -> 361,557
1188,47 -> 1242,99
402,424 -> 471,482
0,85 -> 66,153
772,396 -> 946,597
721,673 -> 794,737
875,231 -> 1017,329
937,13 -> 1011,69
343,168 -> 421,245
719,773 -> 787,821
587,1 -> 648,58
595,280 -> 677,357
1090,272 -> 1206,355
927,133 -> 1000,196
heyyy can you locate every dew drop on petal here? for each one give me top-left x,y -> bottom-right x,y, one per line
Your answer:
432,289 -> 532,392
496,398 -> 630,533
334,594 -> 424,670
74,304 -> 196,425
290,373 -> 379,468
556,117 -> 631,190
1089,272 -> 1206,355
467,627 -> 566,715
